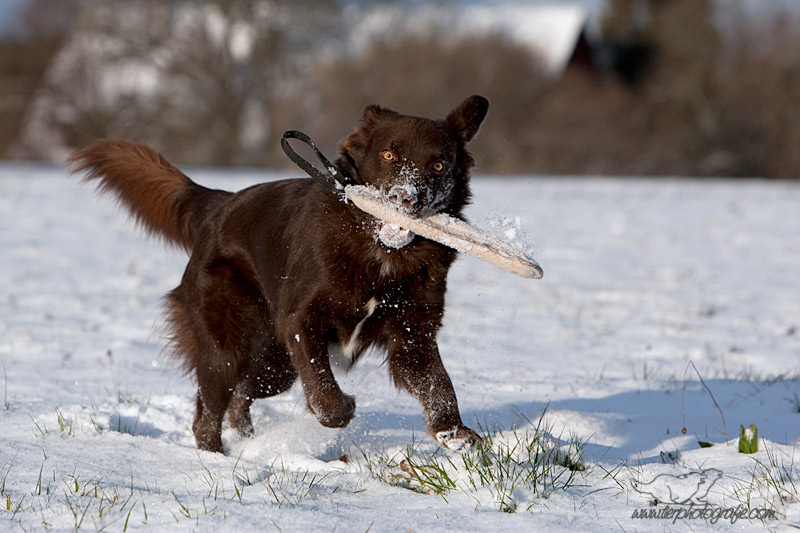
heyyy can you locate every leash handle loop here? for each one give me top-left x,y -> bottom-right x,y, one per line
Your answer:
280,130 -> 355,195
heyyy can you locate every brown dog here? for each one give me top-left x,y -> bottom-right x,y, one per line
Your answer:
70,95 -> 489,454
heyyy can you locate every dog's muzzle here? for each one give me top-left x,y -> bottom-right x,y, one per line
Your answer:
386,183 -> 421,216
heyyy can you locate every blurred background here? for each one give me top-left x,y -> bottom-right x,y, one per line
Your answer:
0,0 -> 798,178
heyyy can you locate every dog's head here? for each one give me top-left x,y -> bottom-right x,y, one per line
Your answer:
337,95 -> 489,218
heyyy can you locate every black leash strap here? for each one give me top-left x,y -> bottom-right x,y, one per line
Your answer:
280,130 -> 356,196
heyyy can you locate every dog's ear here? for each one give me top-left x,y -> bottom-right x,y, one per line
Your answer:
361,104 -> 399,125
337,104 -> 400,181
446,95 -> 489,143
337,131 -> 362,181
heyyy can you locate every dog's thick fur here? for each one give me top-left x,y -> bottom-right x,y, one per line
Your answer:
70,95 -> 489,454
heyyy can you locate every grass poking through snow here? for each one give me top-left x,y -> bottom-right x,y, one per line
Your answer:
355,410 -> 588,512
732,440 -> 800,517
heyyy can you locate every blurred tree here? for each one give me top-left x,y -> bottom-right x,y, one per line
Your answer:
8,0 -> 800,177
297,31 -> 547,173
150,0 -> 343,166
642,0 -> 722,174
15,0 -> 174,160
16,0 -> 342,166
599,0 -> 654,86
542,0 -> 728,176
715,6 -> 800,178
0,0 -> 80,157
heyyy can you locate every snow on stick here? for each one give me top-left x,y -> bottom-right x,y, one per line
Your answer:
345,185 -> 543,279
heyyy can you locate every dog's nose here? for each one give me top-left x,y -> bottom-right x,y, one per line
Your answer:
387,184 -> 420,212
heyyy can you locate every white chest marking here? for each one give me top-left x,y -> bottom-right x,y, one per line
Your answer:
342,297 -> 378,359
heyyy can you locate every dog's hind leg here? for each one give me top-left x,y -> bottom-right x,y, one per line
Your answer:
192,357 -> 239,453
226,385 -> 254,438
226,342 -> 298,438
166,257 -> 264,453
164,288 -> 230,453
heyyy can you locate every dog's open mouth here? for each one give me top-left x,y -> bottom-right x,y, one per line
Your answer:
376,197 -> 446,249
375,182 -> 454,249
376,184 -> 419,248
378,221 -> 415,248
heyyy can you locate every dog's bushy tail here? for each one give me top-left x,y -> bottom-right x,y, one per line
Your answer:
69,139 -> 230,252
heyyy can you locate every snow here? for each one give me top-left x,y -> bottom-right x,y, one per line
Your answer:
2,165 -> 800,531
457,4 -> 587,74
349,3 -> 588,75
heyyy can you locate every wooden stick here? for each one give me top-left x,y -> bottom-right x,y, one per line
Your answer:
345,185 -> 543,279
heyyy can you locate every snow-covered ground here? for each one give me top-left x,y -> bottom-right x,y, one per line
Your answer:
1,165 -> 799,531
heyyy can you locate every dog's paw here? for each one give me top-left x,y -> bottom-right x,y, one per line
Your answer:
310,392 -> 356,428
435,426 -> 482,454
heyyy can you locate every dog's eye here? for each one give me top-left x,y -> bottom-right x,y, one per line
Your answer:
432,161 -> 445,172
381,150 -> 394,161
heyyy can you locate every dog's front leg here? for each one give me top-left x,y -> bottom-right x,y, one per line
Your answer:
388,335 -> 480,453
290,332 -> 355,428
